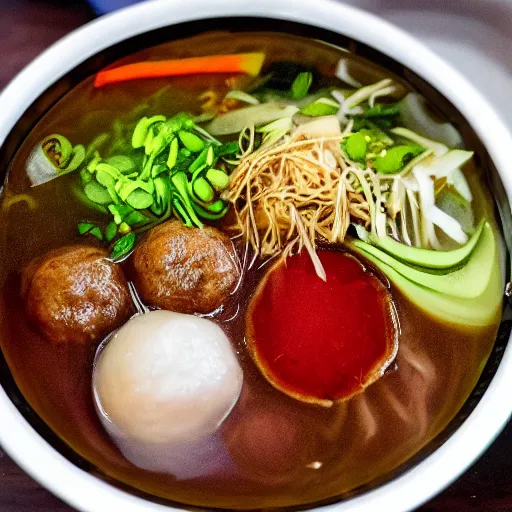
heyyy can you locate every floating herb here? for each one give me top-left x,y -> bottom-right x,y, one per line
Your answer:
343,131 -> 368,163
290,72 -> 313,100
110,232 -> 136,261
105,221 -> 118,242
372,144 -> 424,174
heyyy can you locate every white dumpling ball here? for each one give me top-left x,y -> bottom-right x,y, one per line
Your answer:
93,310 -> 243,449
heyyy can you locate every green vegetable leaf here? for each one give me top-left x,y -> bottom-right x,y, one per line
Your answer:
77,222 -> 95,235
110,232 -> 136,261
192,199 -> 229,220
105,155 -> 135,174
166,137 -> 179,169
361,103 -> 400,118
118,222 -> 131,235
300,102 -> 338,117
372,144 -> 424,174
206,168 -> 230,192
105,221 -> 118,242
215,141 -> 240,158
343,132 -> 368,163
172,196 -> 193,227
171,171 -> 203,228
89,227 -> 103,240
290,72 -> 313,100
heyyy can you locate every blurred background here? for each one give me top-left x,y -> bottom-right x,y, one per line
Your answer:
1,0 -> 512,510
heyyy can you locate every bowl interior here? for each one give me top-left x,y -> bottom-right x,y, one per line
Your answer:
0,15 -> 510,512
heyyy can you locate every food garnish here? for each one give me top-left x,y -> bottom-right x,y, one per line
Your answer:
94,53 -> 266,87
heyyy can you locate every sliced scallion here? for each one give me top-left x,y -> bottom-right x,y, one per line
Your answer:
178,131 -> 205,153
126,189 -> 154,209
193,177 -> 214,203
166,137 -> 179,169
206,168 -> 229,191
84,181 -> 112,205
77,222 -> 95,235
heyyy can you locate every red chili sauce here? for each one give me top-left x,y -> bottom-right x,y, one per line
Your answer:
247,250 -> 398,405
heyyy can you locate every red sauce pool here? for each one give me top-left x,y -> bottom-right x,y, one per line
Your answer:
247,250 -> 398,405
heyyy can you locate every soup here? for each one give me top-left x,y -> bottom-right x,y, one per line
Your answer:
0,31 -> 503,509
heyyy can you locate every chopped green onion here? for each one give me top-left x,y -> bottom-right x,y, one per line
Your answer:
163,112 -> 193,135
77,222 -> 95,235
178,131 -> 205,152
171,172 -> 203,228
105,221 -> 118,242
166,137 -> 179,169
118,222 -> 131,235
87,155 -> 101,173
84,181 -> 112,205
126,189 -> 154,209
78,222 -> 103,240
66,144 -> 86,172
206,168 -> 230,191
80,168 -> 93,184
172,197 -> 193,228
360,103 -> 400,118
204,198 -> 227,214
192,200 -> 229,219
110,232 -> 136,261
132,115 -> 166,148
215,141 -> 239,158
95,163 -> 121,179
89,227 -> 104,240
151,163 -> 168,178
42,134 -> 73,167
152,176 -> 171,216
193,177 -> 214,203
124,210 -> 149,226
206,145 -> 215,165
290,72 -> 313,100
108,204 -> 134,225
188,145 -> 210,174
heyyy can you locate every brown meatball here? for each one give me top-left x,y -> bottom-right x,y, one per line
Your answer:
132,220 -> 239,314
23,245 -> 133,344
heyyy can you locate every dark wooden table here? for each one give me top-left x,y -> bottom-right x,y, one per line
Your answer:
1,1 -> 512,510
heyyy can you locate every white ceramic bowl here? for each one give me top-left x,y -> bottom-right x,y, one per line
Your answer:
0,1 -> 511,511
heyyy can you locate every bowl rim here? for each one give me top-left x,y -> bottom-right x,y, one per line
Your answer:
0,0 -> 511,511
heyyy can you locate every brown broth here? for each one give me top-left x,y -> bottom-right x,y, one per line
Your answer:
0,32 -> 503,509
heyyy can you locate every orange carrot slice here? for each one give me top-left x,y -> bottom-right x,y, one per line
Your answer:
94,53 -> 265,87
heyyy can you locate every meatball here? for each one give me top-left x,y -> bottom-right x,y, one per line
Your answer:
23,245 -> 133,344
132,221 -> 239,314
